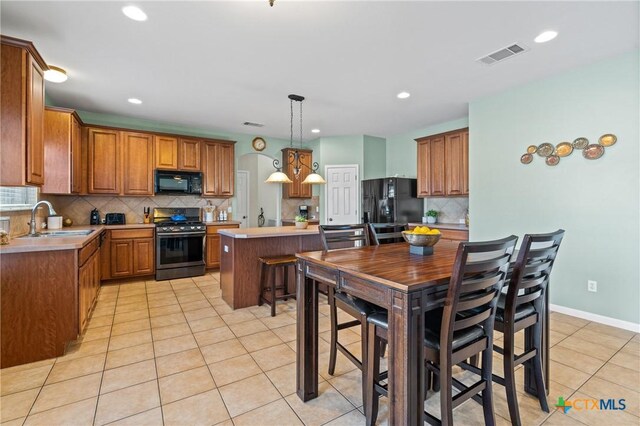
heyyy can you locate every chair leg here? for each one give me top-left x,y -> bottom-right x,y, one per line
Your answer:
365,323 -> 380,426
270,266 -> 277,317
283,265 -> 289,301
360,314 -> 369,404
439,358 -> 454,426
258,263 -> 266,306
532,321 -> 550,412
481,344 -> 497,426
503,329 -> 521,426
327,287 -> 338,375
469,354 -> 479,367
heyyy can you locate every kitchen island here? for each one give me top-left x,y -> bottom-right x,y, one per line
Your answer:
218,225 -> 323,309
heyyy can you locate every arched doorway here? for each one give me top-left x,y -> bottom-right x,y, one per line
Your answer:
237,153 -> 281,227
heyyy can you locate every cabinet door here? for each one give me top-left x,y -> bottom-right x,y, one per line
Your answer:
299,151 -> 313,198
179,138 -> 201,171
78,260 -> 90,332
429,136 -> 446,196
202,142 -> 217,196
133,238 -> 155,276
92,249 -> 101,304
206,235 -> 221,268
445,132 -> 464,196
122,132 -> 154,195
26,54 -> 45,185
155,136 -> 178,170
462,131 -> 469,195
88,128 -> 120,194
283,149 -> 300,198
110,240 -> 133,278
71,115 -> 82,193
416,140 -> 431,197
217,143 -> 234,196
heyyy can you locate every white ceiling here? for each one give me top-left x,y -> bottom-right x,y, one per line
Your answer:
2,1 -> 638,140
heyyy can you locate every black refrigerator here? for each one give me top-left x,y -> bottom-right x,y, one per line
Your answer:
361,178 -> 423,224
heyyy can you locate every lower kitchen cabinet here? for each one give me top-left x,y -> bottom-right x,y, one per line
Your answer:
206,224 -> 239,269
101,228 -> 155,280
79,235 -> 101,333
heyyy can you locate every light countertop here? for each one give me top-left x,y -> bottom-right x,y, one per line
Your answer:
408,222 -> 469,231
219,225 -> 320,239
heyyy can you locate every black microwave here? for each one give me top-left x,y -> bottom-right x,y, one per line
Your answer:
155,170 -> 203,195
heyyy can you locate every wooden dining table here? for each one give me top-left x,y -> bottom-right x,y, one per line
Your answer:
295,241 -> 549,425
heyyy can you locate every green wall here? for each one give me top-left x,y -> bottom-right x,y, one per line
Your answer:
469,50 -> 639,325
385,117 -> 469,177
363,135 -> 387,180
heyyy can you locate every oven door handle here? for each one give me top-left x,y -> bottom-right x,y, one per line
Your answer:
157,232 -> 206,237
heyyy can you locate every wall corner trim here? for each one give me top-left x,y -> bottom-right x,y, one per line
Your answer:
550,304 -> 640,333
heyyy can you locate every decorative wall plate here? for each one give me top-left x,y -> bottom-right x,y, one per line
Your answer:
583,144 -> 605,160
555,142 -> 573,157
598,134 -> 617,147
572,137 -> 589,149
537,143 -> 554,157
520,153 -> 533,164
527,145 -> 538,154
545,155 -> 560,166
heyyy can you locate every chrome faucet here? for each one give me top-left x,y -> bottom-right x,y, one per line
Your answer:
29,201 -> 57,236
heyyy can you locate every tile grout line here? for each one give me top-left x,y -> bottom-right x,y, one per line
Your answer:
144,280 -> 165,426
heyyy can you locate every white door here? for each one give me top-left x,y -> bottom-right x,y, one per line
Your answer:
325,165 -> 359,225
236,170 -> 249,228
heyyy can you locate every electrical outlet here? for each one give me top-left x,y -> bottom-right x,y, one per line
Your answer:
587,280 -> 597,292
224,245 -> 229,253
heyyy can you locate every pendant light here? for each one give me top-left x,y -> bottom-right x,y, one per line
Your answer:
265,94 -> 325,184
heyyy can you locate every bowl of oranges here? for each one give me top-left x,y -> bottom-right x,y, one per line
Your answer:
402,226 -> 441,247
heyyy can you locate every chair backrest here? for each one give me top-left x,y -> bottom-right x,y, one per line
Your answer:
319,224 -> 372,251
442,235 -> 518,352
368,223 -> 408,245
504,230 -> 565,321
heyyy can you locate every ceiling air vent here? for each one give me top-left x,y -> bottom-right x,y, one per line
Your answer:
243,121 -> 264,127
477,43 -> 527,66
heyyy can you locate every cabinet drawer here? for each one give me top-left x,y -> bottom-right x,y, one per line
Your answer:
110,228 -> 154,240
78,235 -> 100,267
439,229 -> 468,241
206,224 -> 240,235
304,263 -> 338,286
339,274 -> 391,308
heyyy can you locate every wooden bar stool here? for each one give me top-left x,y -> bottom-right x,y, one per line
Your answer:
258,255 -> 297,317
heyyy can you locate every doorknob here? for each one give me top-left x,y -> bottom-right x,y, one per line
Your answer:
242,216 -> 247,219
329,218 -> 333,222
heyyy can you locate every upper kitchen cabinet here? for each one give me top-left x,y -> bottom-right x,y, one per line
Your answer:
122,132 -> 154,196
87,127 -> 120,194
282,148 -> 313,199
41,107 -> 83,194
154,136 -> 201,171
202,141 -> 235,197
415,128 -> 469,197
1,36 -> 47,186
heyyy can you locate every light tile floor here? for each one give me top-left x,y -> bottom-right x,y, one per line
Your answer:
1,273 -> 638,425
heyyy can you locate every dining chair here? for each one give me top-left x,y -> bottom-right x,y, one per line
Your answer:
318,224 -> 382,398
367,223 -> 408,245
364,235 -> 518,426
463,230 -> 564,426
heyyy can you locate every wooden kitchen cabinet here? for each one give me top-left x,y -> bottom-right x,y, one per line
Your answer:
282,148 -> 313,199
78,235 -> 101,333
133,238 -> 155,275
415,128 -> 469,198
1,36 -> 47,186
202,141 -> 235,197
206,224 -> 239,269
110,240 -> 133,278
41,107 -> 83,194
88,127 -> 120,194
104,228 -> 155,280
179,138 -> 201,171
155,135 -> 179,170
122,132 -> 154,195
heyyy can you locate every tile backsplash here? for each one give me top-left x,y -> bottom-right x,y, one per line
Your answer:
0,209 -> 46,237
281,196 -> 320,220
46,195 -> 231,225
424,197 -> 469,224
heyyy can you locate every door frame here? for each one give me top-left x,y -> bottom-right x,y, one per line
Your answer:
324,164 -> 360,225
236,170 -> 249,228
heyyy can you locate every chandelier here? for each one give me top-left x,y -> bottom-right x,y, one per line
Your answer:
265,94 -> 326,185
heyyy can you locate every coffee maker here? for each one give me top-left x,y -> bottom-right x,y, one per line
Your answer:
298,205 -> 308,220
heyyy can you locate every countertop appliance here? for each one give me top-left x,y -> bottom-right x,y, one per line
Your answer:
154,207 -> 205,281
298,205 -> 308,220
105,213 -> 126,225
155,170 -> 203,195
90,208 -> 100,225
362,177 -> 423,225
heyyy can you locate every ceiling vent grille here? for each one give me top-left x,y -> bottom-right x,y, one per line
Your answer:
243,121 -> 264,127
477,43 -> 527,65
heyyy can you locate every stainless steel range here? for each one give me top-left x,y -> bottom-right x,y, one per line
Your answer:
154,207 -> 206,281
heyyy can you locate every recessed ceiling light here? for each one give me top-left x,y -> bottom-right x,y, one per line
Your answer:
44,65 -> 67,83
397,91 -> 411,99
122,5 -> 147,21
311,129 -> 320,133
128,98 -> 142,104
534,30 -> 558,43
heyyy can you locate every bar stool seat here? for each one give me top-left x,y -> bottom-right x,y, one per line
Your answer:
258,255 -> 297,317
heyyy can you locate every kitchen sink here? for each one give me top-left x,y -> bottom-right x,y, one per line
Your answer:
19,230 -> 95,238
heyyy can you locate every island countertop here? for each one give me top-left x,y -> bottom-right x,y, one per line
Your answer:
218,225 -> 320,239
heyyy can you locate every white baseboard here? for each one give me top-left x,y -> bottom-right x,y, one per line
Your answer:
550,304 -> 640,333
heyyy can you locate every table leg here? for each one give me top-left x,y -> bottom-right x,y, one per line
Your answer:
387,291 -> 425,425
524,289 -> 549,396
296,261 -> 318,401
